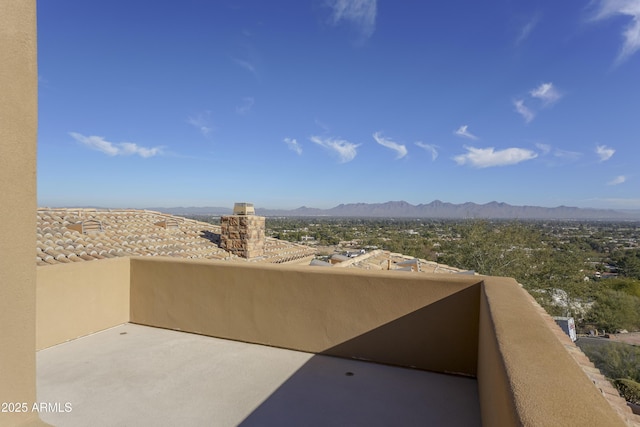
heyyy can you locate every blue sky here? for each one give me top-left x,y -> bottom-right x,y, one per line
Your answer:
37,1 -> 640,210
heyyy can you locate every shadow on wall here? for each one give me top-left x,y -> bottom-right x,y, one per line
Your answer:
239,286 -> 482,426
317,284 -> 480,376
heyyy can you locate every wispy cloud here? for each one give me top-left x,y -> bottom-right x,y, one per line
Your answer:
530,82 -> 562,105
415,142 -> 439,160
38,75 -> 53,90
233,58 -> 258,77
591,0 -> 640,65
70,132 -> 163,158
536,143 -> 582,165
236,97 -> 255,115
187,111 -> 213,136
608,175 -> 627,185
315,118 -> 331,133
516,14 -> 540,45
327,0 -> 377,43
513,99 -> 535,123
372,132 -> 407,159
453,145 -> 537,168
310,135 -> 360,163
535,143 -> 552,155
514,82 -> 563,122
284,137 -> 302,155
596,144 -> 615,161
454,125 -> 478,140
553,148 -> 583,161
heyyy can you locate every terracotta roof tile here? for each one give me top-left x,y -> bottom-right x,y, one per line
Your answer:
36,208 -> 315,266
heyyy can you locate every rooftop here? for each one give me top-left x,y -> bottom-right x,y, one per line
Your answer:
38,323 -> 480,427
31,256 -> 639,426
36,208 -> 316,266
2,5 -> 639,425
35,207 -> 463,273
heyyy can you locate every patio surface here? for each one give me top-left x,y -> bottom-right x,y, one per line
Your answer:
37,324 -> 480,426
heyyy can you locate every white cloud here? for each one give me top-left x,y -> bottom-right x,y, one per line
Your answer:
514,99 -> 535,123
513,82 -> 562,122
314,118 -> 331,133
535,144 -> 582,165
596,144 -> 615,161
415,142 -> 439,160
310,135 -> 360,163
284,138 -> 302,155
372,132 -> 407,159
69,132 -> 163,158
553,148 -> 583,161
516,14 -> 540,45
608,175 -> 627,185
453,145 -> 537,168
535,143 -> 552,155
591,0 -> 640,65
327,0 -> 377,42
530,82 -> 562,105
236,97 -> 255,115
233,58 -> 258,76
187,112 -> 213,136
454,125 -> 478,140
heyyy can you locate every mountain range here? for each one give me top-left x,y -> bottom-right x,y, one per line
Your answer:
149,200 -> 640,220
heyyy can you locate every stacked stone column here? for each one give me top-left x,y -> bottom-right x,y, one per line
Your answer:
220,214 -> 265,258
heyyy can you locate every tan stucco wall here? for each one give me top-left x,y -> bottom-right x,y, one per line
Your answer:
0,1 -> 47,425
36,258 -> 130,350
478,276 -> 626,427
129,257 -> 482,375
30,256 -> 634,425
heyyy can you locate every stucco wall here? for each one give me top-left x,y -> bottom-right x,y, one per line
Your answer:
0,1 -> 46,425
29,256 -> 634,425
36,258 -> 130,350
478,276 -> 625,426
129,257 -> 482,375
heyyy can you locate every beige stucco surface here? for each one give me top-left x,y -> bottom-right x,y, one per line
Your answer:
129,257 -> 482,376
478,276 -> 626,427
36,258 -> 130,350
29,256 -> 634,425
0,1 -> 48,425
0,0 -> 632,425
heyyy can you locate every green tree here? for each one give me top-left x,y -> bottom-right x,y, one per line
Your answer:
586,289 -> 640,332
578,341 -> 640,383
599,277 -> 640,298
438,220 -> 537,277
611,250 -> 640,279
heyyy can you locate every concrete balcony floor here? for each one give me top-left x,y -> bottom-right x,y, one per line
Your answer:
37,324 -> 480,427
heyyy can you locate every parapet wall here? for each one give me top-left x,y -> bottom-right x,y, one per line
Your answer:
129,257 -> 481,375
477,277 -> 626,426
34,257 -> 627,426
36,257 -> 130,350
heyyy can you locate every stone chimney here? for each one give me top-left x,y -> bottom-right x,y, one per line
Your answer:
220,202 -> 265,258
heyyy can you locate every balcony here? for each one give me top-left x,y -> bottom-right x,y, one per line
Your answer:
1,2 -> 636,426
33,257 -> 631,426
37,323 -> 479,426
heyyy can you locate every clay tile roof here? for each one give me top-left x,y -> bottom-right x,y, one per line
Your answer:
35,208 -> 463,273
36,208 -> 317,267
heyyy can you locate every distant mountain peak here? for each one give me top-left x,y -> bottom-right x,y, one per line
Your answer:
149,201 -> 639,220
